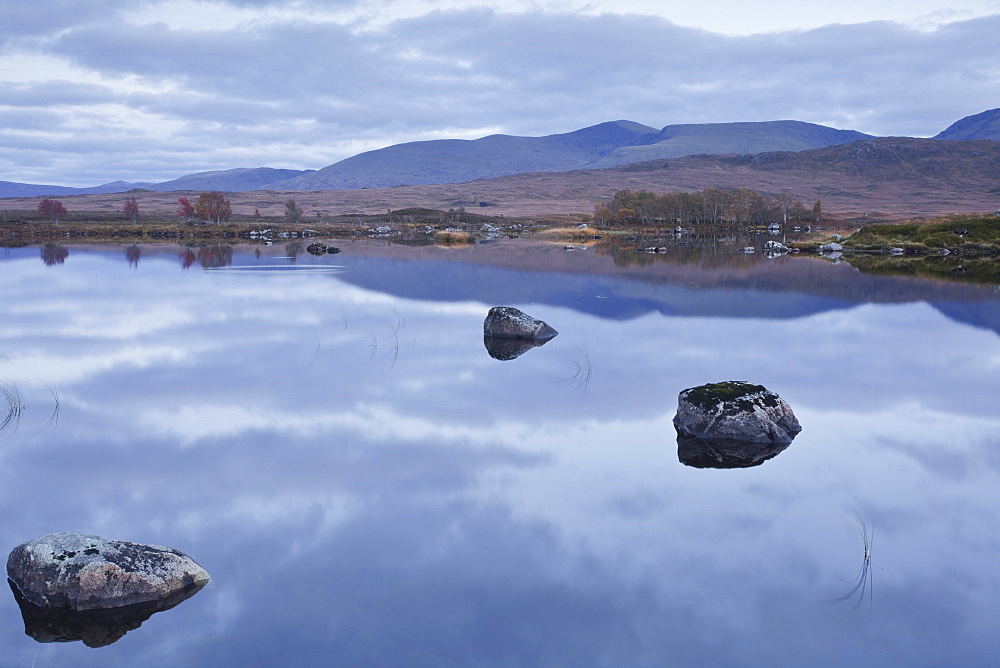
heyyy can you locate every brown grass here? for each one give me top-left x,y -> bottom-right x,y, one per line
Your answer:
432,230 -> 475,244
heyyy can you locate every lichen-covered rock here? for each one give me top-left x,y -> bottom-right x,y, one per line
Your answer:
483,307 -> 558,341
7,533 -> 210,611
673,381 -> 801,444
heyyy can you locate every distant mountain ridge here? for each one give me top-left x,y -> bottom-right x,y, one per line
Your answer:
145,168 -> 313,192
934,108 -> 1000,141
266,119 -> 869,190
587,121 -> 871,168
266,121 -> 660,190
0,168 -> 313,199
1,109 -> 997,199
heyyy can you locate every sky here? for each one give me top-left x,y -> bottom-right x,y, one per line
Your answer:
0,0 -> 998,186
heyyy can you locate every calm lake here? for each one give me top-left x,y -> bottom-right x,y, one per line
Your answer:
1,238 -> 999,666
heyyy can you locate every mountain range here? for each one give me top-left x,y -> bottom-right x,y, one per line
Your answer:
1,108 -> 998,199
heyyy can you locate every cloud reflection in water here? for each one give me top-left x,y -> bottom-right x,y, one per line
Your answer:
0,243 -> 999,665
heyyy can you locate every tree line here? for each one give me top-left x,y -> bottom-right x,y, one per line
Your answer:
30,192 -> 308,226
593,188 -> 821,227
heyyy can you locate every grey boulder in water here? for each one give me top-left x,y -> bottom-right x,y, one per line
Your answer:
483,307 -> 558,341
673,381 -> 801,444
7,532 -> 210,611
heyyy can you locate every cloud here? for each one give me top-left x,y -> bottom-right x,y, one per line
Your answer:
0,3 -> 998,184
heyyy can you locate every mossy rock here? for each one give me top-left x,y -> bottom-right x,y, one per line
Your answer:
674,381 -> 800,444
681,381 -> 770,409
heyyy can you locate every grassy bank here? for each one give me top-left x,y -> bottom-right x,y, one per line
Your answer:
841,254 -> 1000,285
0,207 -> 540,247
840,215 -> 1000,256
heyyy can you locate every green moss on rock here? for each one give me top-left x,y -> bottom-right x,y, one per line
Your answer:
681,381 -> 767,409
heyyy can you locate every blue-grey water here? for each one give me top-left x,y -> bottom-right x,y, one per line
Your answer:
1,239 -> 999,666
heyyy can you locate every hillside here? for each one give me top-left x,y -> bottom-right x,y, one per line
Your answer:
713,136 -> 1000,181
935,108 -> 1000,141
266,121 -> 659,190
5,137 -> 997,221
588,121 -> 871,168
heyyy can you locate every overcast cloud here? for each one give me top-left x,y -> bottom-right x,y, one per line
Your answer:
0,0 -> 998,185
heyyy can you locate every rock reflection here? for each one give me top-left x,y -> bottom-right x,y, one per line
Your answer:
676,434 -> 793,469
483,335 -> 554,360
8,579 -> 206,648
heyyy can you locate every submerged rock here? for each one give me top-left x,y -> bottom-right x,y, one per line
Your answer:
7,532 -> 210,612
673,381 -> 801,444
763,241 -> 790,258
483,307 -> 558,341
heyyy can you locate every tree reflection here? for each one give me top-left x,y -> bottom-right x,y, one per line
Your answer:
40,244 -> 68,266
179,249 -> 197,270
179,246 -> 235,269
198,246 -> 234,268
285,242 -> 304,261
125,244 -> 141,268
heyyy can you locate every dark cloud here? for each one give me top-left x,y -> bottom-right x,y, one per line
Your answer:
1,4 -> 998,184
0,0 -> 127,46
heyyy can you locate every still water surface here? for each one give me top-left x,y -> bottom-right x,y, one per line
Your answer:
1,240 -> 999,666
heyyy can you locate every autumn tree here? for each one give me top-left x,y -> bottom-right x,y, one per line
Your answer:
123,196 -> 140,223
38,199 -> 68,223
813,201 -> 822,223
284,199 -> 303,224
195,191 -> 232,224
177,196 -> 196,222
